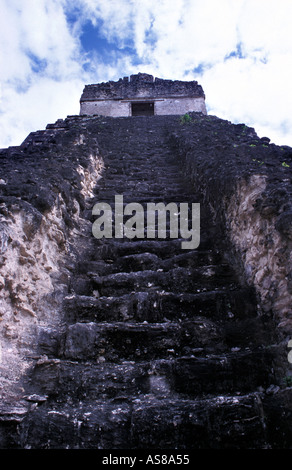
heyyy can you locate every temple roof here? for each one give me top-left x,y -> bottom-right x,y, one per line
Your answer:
80,73 -> 205,102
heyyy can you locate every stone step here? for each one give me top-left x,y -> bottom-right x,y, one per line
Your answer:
103,163 -> 180,173
93,238 -> 209,260
102,155 -> 177,164
92,192 -> 198,204
102,148 -> 174,155
97,180 -> 189,191
90,195 -> 202,206
28,347 -> 276,402
77,249 -> 221,275
64,287 -> 258,324
129,394 -> 268,449
42,319 -> 224,362
88,225 -> 211,243
28,358 -> 151,400
0,402 -> 30,449
18,393 -> 269,448
119,249 -> 219,270
95,184 -> 196,196
102,171 -> 185,181
90,264 -> 236,297
98,168 -> 188,179
103,159 -> 180,168
98,171 -> 186,182
103,153 -> 176,161
166,348 -> 276,396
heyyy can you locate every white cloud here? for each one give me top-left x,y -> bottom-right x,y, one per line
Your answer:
203,50 -> 292,144
0,0 -> 81,82
147,0 -> 242,72
0,0 -> 86,147
74,0 -> 136,44
0,0 -> 292,147
238,0 -> 292,57
0,78 -> 84,148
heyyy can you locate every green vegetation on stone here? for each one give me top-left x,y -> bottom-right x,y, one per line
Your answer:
180,113 -> 192,124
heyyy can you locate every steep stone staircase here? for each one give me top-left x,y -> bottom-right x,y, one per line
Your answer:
16,116 -> 280,448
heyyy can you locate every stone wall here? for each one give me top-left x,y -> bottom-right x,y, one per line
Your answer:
0,121 -> 103,404
80,99 -> 130,117
155,97 -> 206,116
80,96 -> 207,117
170,114 -> 292,340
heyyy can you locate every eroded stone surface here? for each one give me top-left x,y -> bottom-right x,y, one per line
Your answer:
171,115 -> 292,336
0,125 -> 103,404
0,112 -> 292,449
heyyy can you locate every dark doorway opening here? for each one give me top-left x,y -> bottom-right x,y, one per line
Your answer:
131,102 -> 154,116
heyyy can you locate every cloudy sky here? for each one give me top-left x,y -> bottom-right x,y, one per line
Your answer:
1,0 -> 292,148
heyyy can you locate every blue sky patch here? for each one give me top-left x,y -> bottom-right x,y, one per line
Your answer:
80,20 -> 135,53
225,42 -> 245,61
79,20 -> 141,72
27,52 -> 48,74
80,20 -> 138,66
191,63 -> 213,76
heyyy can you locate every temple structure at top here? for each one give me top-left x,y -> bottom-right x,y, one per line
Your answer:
79,73 -> 207,117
